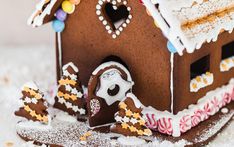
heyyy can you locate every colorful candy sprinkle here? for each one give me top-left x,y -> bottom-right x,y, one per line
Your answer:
56,9 -> 67,21
52,20 -> 65,32
62,1 -> 75,14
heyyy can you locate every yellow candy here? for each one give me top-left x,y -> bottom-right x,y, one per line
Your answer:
62,1 -> 75,14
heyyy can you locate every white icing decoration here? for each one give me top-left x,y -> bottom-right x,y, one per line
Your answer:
190,72 -> 214,92
23,97 -> 38,104
96,69 -> 134,105
220,56 -> 234,72
143,0 -> 234,55
142,78 -> 234,137
221,108 -> 229,114
57,32 -> 63,76
125,93 -> 143,109
63,62 -> 79,73
64,84 -> 83,98
96,0 -> 132,39
170,53 -> 174,113
57,97 -> 86,114
22,81 -> 39,90
27,0 -> 57,27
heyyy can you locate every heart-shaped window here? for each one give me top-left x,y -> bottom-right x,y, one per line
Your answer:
96,0 -> 132,39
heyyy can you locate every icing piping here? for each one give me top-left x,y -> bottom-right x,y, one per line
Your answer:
96,0 -> 132,39
57,32 -> 63,76
143,78 -> 234,137
220,56 -> 234,72
28,0 -> 57,27
144,0 -> 234,54
170,53 -> 174,113
190,72 -> 214,92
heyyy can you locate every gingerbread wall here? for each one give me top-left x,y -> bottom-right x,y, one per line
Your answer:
173,32 -> 234,113
56,0 -> 172,112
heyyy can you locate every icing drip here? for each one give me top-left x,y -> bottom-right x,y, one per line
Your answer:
144,0 -> 234,54
170,53 -> 174,113
28,0 -> 57,27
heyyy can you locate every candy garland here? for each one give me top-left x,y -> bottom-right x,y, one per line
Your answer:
143,78 -> 234,137
52,0 -> 81,32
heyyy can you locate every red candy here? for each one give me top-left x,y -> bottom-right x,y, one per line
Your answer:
158,118 -> 173,135
180,115 -> 191,133
145,113 -> 157,130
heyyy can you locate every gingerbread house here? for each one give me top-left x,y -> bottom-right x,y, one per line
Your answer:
27,0 -> 234,144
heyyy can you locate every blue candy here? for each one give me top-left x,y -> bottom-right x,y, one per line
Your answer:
52,19 -> 65,32
55,9 -> 67,22
167,41 -> 177,53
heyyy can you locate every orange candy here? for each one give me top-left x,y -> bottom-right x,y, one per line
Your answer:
69,0 -> 81,5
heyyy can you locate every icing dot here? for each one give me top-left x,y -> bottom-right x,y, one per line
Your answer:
99,16 -> 104,21
122,23 -> 127,27
126,19 -> 130,24
123,1 -> 127,5
113,6 -> 118,10
108,30 -> 112,34
221,108 -> 229,114
119,27 -> 123,31
167,41 -> 177,53
128,15 -> 132,19
98,0 -> 103,5
116,30 -> 120,35
127,7 -> 131,11
112,1 -> 117,5
96,10 -> 101,15
112,34 -> 117,38
106,25 -> 111,30
117,0 -> 121,2
103,20 -> 107,25
96,5 -> 101,10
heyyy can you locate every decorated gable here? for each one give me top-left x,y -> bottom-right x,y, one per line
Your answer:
143,0 -> 234,55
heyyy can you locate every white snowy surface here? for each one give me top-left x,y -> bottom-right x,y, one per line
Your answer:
0,46 -> 233,147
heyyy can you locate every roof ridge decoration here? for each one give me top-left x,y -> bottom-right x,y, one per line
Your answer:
144,0 -> 234,55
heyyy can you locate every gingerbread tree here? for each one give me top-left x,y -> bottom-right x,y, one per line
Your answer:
15,82 -> 49,124
54,62 -> 86,116
110,93 -> 152,136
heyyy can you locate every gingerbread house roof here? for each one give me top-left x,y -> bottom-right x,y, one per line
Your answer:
143,0 -> 234,55
28,0 -> 234,55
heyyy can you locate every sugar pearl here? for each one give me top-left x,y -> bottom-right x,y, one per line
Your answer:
55,9 -> 67,22
69,0 -> 81,5
62,1 -> 75,14
52,19 -> 65,32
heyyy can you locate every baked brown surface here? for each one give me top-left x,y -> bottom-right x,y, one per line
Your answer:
56,0 -> 172,113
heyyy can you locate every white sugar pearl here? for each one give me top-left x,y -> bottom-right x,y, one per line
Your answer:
103,20 -> 107,25
221,108 -> 229,114
99,0 -> 103,5
108,30 -> 112,34
116,30 -> 120,35
127,7 -> 131,11
117,0 -> 121,2
112,1 -> 117,5
106,25 -> 111,30
99,16 -> 104,21
119,27 -> 123,31
96,5 -> 101,10
122,23 -> 127,27
112,34 -> 117,38
96,10 -> 101,15
128,15 -> 132,19
123,1 -> 127,5
113,6 -> 117,10
126,19 -> 130,24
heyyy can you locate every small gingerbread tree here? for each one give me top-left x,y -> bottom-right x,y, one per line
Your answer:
111,93 -> 152,136
54,62 -> 86,116
15,82 -> 49,124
